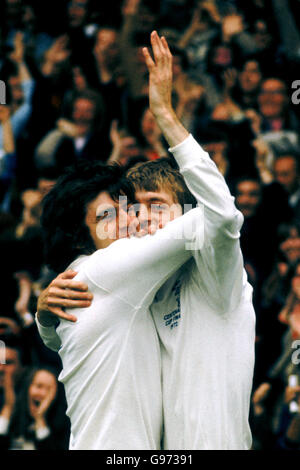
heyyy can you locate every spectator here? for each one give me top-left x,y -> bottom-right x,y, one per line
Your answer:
0,105 -> 16,212
258,78 -> 299,133
273,152 -> 300,222
0,32 -> 35,149
35,89 -> 109,170
0,366 -> 70,449
234,175 -> 291,288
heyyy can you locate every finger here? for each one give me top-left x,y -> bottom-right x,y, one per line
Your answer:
48,306 -> 78,322
52,278 -> 89,291
161,36 -> 172,59
142,46 -> 155,71
57,270 -> 78,279
48,297 -> 91,309
150,30 -> 165,63
48,286 -> 93,300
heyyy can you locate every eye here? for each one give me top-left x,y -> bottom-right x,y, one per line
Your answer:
128,203 -> 140,217
96,209 -> 115,221
151,203 -> 167,212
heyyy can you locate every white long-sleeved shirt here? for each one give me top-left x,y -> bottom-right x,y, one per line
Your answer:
36,200 -> 203,450
150,135 -> 255,449
37,135 -> 255,450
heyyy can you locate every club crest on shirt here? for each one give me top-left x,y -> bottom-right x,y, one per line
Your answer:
163,279 -> 181,329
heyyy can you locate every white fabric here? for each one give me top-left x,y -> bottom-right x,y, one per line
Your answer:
0,416 -> 9,435
35,425 -> 51,441
74,136 -> 87,153
36,134 -> 255,450
37,201 -> 203,450
149,135 -> 255,449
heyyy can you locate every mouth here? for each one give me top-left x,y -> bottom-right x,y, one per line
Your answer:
31,398 -> 41,407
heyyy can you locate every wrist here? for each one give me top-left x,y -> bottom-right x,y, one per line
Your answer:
37,310 -> 57,327
35,416 -> 47,429
152,108 -> 179,129
154,110 -> 189,148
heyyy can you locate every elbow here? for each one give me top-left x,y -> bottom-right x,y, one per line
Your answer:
218,207 -> 244,234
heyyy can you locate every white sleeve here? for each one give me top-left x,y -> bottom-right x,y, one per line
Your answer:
35,207 -> 203,347
84,206 -> 203,308
169,134 -> 244,312
35,313 -> 62,352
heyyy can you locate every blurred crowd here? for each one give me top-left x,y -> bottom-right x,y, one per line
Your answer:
1,0 -> 300,450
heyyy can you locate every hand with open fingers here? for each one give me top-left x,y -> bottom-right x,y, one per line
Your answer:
223,67 -> 237,92
142,31 -> 174,119
37,270 -> 93,325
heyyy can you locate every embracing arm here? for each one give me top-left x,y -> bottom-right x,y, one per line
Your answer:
36,271 -> 93,351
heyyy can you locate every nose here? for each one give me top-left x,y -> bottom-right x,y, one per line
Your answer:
137,204 -> 150,226
117,207 -> 136,231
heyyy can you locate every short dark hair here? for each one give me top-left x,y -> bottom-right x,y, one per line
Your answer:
41,161 -> 135,273
233,175 -> 262,196
274,152 -> 300,172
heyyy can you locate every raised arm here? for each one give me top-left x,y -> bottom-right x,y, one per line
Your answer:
143,32 -> 245,311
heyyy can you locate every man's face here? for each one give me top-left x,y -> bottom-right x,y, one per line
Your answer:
236,180 -> 261,218
68,0 -> 88,28
135,189 -> 182,235
274,156 -> 298,193
85,192 -> 138,250
258,79 -> 288,119
72,98 -> 95,135
94,29 -> 119,66
0,347 -> 20,388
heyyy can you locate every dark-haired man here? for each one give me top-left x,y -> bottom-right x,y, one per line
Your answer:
37,32 -> 255,450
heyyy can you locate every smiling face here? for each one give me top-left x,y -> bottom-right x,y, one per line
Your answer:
85,191 -> 138,250
258,79 -> 288,119
235,180 -> 261,218
135,189 -> 182,235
